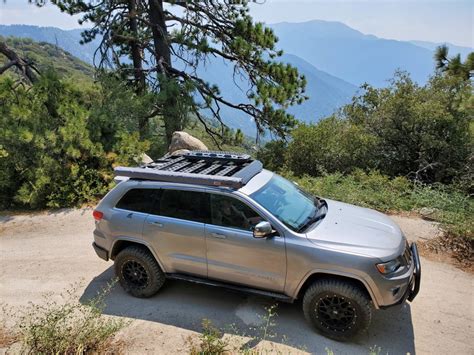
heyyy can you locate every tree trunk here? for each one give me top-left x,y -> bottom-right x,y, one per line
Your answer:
127,0 -> 148,139
148,0 -> 179,145
128,0 -> 146,93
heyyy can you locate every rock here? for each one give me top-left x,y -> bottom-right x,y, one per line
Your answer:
170,149 -> 191,156
419,207 -> 439,220
168,131 -> 208,153
140,153 -> 154,164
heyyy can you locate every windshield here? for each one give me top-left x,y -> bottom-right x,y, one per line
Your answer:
250,174 -> 318,231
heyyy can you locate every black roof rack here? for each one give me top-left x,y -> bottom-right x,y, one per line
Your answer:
114,150 -> 263,189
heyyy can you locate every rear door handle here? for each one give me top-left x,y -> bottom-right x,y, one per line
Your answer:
211,232 -> 227,239
148,221 -> 163,228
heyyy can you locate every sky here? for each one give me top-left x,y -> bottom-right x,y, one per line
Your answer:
0,0 -> 473,48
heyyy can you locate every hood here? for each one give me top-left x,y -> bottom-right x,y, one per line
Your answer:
306,199 -> 405,260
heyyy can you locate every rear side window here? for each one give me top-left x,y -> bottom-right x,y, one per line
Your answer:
158,189 -> 210,223
115,189 -> 160,214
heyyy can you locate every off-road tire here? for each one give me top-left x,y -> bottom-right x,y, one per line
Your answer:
114,246 -> 165,298
302,279 -> 372,341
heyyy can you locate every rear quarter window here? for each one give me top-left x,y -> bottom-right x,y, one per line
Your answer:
115,188 -> 160,214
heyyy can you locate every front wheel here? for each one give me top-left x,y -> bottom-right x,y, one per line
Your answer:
114,246 -> 165,298
302,279 -> 372,341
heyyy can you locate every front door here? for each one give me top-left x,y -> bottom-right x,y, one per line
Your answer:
205,193 -> 287,292
143,188 -> 209,277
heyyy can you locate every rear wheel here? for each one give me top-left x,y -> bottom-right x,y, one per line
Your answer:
114,246 -> 165,298
302,279 -> 372,341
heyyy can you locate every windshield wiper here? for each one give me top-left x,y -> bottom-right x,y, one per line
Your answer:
297,213 -> 327,233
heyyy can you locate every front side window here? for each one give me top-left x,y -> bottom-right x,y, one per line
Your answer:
210,194 -> 263,231
115,188 -> 160,214
158,189 -> 210,223
250,174 -> 318,231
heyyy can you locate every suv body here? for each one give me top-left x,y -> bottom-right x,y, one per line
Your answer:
92,152 -> 420,340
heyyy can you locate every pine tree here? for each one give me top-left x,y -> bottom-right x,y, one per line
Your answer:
48,0 -> 307,143
435,45 -> 474,80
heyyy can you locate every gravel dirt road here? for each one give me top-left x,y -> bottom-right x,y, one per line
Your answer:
1,209 -> 473,354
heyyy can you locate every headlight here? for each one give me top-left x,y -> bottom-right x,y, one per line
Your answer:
376,259 -> 401,274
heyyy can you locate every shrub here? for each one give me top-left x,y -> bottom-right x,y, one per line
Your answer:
344,72 -> 472,184
189,319 -> 229,355
15,283 -> 125,354
286,117 -> 377,176
256,139 -> 288,172
0,71 -> 149,209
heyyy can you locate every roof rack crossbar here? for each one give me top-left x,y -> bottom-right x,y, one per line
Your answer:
153,156 -> 185,170
180,161 -> 207,174
215,165 -> 239,176
198,163 -> 224,175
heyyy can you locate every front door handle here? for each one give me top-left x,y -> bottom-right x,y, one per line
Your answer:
148,221 -> 163,228
211,232 -> 227,239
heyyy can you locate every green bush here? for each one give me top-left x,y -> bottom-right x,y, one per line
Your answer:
15,283 -> 125,354
286,117 -> 377,176
344,72 -> 472,184
263,72 -> 472,187
0,70 -> 149,209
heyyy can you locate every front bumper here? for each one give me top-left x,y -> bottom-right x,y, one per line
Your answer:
381,242 -> 421,308
407,242 -> 421,302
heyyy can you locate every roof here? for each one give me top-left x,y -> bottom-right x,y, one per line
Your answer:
114,151 -> 263,189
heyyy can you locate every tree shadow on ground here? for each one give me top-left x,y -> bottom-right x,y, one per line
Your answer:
81,266 -> 415,354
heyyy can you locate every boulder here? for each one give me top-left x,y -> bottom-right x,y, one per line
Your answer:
169,131 -> 208,153
139,153 -> 154,164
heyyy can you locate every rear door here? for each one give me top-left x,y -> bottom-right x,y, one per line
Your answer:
143,188 -> 210,277
205,193 -> 287,292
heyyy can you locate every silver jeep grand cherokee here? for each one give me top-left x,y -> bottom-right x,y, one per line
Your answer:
92,151 -> 420,341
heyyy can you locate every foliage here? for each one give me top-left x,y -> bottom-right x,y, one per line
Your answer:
0,71 -> 148,209
283,169 -> 473,241
435,45 -> 474,80
256,139 -> 287,172
15,282 -> 125,354
260,71 -> 473,186
344,72 -> 472,184
286,117 -> 377,176
189,319 -> 229,355
48,0 -> 307,142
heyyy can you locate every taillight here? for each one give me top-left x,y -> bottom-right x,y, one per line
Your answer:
93,210 -> 104,221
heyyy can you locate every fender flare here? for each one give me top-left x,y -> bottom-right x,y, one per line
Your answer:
110,237 -> 167,273
293,268 -> 381,308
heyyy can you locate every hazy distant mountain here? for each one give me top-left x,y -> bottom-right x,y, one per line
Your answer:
409,40 -> 473,59
269,20 -> 467,87
194,53 -> 357,134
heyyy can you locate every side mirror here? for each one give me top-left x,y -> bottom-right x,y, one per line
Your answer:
253,221 -> 274,238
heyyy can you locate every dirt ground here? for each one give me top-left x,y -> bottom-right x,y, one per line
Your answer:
1,209 -> 473,354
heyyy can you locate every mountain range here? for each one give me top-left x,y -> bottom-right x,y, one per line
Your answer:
1,22 -> 472,135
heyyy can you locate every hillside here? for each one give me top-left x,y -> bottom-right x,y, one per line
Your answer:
0,25 -> 99,64
0,36 -> 94,81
